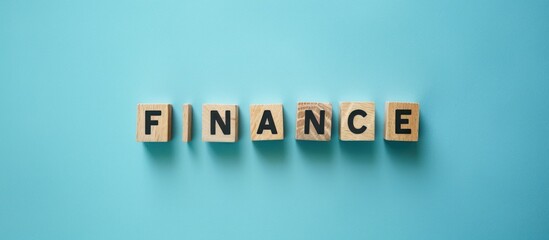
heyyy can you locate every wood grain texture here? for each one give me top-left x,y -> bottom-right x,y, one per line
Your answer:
339,102 -> 375,141
136,104 -> 172,142
250,104 -> 284,141
295,102 -> 332,141
202,104 -> 239,142
182,104 -> 192,142
384,102 -> 419,142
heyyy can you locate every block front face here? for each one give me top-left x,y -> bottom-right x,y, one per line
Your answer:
295,102 -> 332,141
202,104 -> 239,142
339,102 -> 375,141
250,104 -> 284,141
136,104 -> 172,142
384,102 -> 419,142
182,104 -> 192,142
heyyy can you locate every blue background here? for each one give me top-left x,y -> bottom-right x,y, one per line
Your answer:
1,0 -> 548,239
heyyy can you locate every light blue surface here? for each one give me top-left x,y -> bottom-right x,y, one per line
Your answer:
1,0 -> 548,239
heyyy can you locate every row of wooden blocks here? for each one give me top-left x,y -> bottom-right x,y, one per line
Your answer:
136,102 -> 419,142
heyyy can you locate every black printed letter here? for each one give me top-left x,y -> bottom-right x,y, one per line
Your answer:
211,110 -> 231,135
145,110 -> 161,135
348,109 -> 367,134
257,110 -> 278,134
395,109 -> 412,134
304,110 -> 325,134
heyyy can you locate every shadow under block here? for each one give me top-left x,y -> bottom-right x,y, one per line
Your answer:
182,104 -> 192,142
384,102 -> 419,142
295,102 -> 332,141
339,102 -> 375,141
136,104 -> 172,142
202,104 -> 239,142
250,104 -> 284,141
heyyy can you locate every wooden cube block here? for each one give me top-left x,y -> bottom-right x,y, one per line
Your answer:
295,102 -> 332,141
182,104 -> 192,142
250,104 -> 284,141
339,102 -> 375,141
202,104 -> 239,142
384,102 -> 419,142
136,104 -> 172,142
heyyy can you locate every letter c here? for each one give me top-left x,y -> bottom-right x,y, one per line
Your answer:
348,109 -> 367,134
